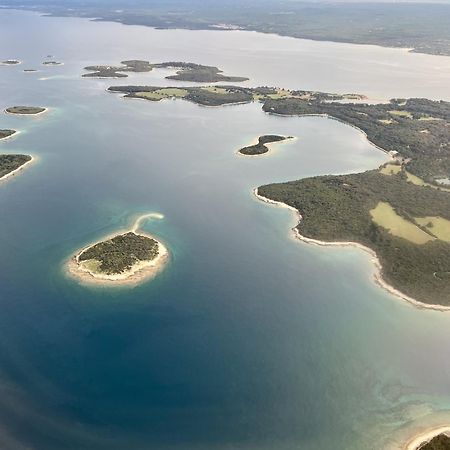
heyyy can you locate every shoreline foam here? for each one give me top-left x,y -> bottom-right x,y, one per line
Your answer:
253,187 -> 450,312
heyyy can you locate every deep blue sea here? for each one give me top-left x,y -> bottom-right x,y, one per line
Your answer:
1,9 -> 450,450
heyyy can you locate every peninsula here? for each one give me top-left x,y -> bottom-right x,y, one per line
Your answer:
0,154 -> 32,180
84,60 -> 248,82
107,80 -> 450,306
238,135 -> 294,156
68,214 -> 168,285
5,106 -> 47,115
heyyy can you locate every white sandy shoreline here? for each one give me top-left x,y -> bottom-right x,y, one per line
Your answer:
253,187 -> 450,312
0,155 -> 34,182
66,213 -> 169,286
404,426 -> 450,450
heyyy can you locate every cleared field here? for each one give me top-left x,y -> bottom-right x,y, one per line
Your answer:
389,110 -> 413,118
370,201 -> 434,244
201,86 -> 229,95
378,119 -> 395,125
380,164 -> 402,175
135,88 -> 188,101
415,216 -> 450,242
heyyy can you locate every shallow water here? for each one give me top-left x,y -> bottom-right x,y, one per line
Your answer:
1,9 -> 450,450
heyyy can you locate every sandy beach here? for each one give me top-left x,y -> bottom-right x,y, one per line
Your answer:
253,187 -> 450,312
404,426 -> 450,450
0,155 -> 34,182
67,214 -> 169,286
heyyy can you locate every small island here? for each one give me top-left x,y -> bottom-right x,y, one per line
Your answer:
238,135 -> 294,155
68,215 -> 168,285
0,129 -> 17,140
42,61 -> 63,66
419,433 -> 450,449
23,69 -> 38,73
1,60 -> 20,65
0,154 -> 32,181
5,106 -> 47,115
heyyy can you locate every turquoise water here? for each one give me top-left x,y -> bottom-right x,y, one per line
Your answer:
1,9 -> 450,450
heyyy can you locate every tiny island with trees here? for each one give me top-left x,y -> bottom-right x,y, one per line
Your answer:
0,154 -> 32,180
238,135 -> 294,155
68,216 -> 169,285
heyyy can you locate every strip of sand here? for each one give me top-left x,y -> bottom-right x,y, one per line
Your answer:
404,426 -> 450,450
253,187 -> 450,312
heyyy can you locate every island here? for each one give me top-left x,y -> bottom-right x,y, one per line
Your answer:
238,135 -> 294,156
42,61 -> 63,66
68,215 -> 168,285
83,59 -> 153,78
1,60 -> 20,65
154,62 -> 249,82
419,433 -> 450,449
23,69 -> 38,73
5,106 -> 47,115
0,154 -> 32,181
0,129 -> 17,140
108,84 -> 360,107
83,60 -> 248,82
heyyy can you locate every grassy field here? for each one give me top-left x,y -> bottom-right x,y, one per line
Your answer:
370,202 -> 434,245
416,217 -> 450,242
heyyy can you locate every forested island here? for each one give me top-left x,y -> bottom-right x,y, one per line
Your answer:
0,129 -> 17,140
1,59 -> 20,65
42,61 -> 63,66
69,224 -> 168,285
238,135 -> 293,155
0,154 -> 32,180
84,60 -> 248,82
108,84 -> 361,107
419,433 -> 450,449
5,106 -> 47,115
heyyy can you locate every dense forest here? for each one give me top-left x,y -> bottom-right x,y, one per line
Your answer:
258,170 -> 450,306
78,232 -> 159,275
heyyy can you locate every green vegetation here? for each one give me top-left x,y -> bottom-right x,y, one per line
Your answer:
262,97 -> 450,184
78,232 -> 159,275
258,170 -> 450,306
0,154 -> 31,179
419,434 -> 450,449
415,217 -> 450,243
83,60 -> 153,78
5,106 -> 46,115
1,60 -> 20,65
369,202 -> 435,245
239,135 -> 291,155
15,1 -> 450,57
0,130 -> 16,140
155,62 -> 249,82
84,60 -> 248,82
108,84 -> 359,107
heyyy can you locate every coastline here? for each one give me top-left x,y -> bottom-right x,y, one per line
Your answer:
66,214 -> 169,286
0,155 -> 34,182
253,187 -> 450,312
237,135 -> 297,157
404,426 -> 450,450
